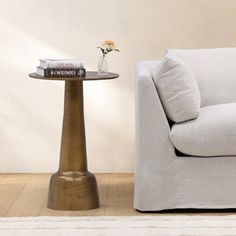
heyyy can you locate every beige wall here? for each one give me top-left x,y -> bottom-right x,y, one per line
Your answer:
0,0 -> 236,173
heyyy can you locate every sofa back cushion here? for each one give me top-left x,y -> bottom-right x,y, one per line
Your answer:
168,48 -> 236,107
152,54 -> 201,123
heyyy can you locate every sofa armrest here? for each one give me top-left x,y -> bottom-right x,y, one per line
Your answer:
134,61 -> 177,210
135,61 -> 176,165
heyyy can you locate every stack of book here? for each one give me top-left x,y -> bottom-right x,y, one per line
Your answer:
36,59 -> 86,78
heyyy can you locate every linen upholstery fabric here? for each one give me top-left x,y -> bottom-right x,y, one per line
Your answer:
152,55 -> 200,123
168,48 -> 236,107
135,60 -> 236,211
170,103 -> 236,156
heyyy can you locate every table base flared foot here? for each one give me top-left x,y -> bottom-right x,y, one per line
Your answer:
47,171 -> 99,211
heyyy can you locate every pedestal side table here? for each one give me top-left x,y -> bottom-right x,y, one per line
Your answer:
29,71 -> 119,210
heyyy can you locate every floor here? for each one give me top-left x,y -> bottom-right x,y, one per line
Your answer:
0,174 -> 235,217
0,174 -> 140,217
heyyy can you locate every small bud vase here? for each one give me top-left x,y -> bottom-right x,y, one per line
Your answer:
98,56 -> 108,75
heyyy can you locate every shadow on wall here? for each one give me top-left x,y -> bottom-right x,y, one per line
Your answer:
0,1 -> 134,173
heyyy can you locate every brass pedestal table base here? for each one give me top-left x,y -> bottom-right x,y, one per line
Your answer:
29,72 -> 119,210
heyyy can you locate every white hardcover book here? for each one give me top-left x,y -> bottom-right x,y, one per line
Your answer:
39,59 -> 84,69
36,67 -> 44,76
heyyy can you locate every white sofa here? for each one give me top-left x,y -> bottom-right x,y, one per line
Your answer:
135,48 -> 236,211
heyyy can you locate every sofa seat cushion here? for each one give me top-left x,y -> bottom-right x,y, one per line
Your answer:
170,103 -> 236,156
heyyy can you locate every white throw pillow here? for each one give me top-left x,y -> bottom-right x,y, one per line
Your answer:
152,55 -> 201,123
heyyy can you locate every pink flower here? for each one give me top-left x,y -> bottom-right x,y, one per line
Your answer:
97,40 -> 119,57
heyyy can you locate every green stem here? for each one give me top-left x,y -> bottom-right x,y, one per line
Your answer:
102,54 -> 105,63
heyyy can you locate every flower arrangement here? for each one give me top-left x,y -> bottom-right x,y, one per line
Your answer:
97,40 -> 119,75
97,40 -> 119,58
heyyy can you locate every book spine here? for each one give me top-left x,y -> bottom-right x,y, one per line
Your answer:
44,68 -> 86,77
40,60 -> 84,68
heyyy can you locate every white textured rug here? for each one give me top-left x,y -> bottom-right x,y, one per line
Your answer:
1,215 -> 236,236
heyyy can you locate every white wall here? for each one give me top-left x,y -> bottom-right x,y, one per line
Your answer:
0,0 -> 236,173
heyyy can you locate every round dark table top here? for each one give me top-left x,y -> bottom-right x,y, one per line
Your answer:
29,71 -> 119,81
